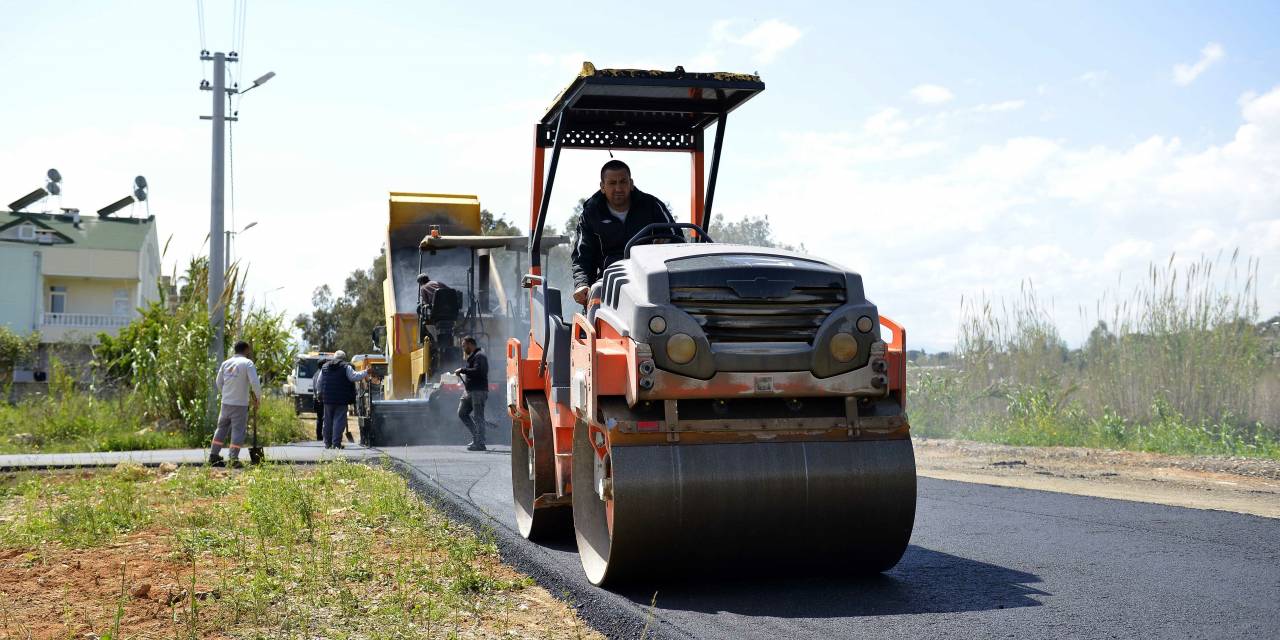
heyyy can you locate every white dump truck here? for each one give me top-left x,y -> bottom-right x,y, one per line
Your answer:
283,351 -> 332,415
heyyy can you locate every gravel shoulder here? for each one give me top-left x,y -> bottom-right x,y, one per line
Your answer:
914,437 -> 1280,518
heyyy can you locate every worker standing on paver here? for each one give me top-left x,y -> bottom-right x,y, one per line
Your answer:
208,340 -> 262,468
318,350 -> 377,449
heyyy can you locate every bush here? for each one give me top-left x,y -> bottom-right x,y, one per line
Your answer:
911,253 -> 1279,459
95,257 -> 297,442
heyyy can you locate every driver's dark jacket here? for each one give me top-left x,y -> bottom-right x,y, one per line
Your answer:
570,188 -> 678,290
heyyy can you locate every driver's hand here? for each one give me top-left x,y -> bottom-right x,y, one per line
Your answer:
573,286 -> 589,305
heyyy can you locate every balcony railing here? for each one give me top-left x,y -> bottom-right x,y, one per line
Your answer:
42,313 -> 133,329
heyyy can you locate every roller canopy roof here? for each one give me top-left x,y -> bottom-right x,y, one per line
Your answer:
538,62 -> 765,151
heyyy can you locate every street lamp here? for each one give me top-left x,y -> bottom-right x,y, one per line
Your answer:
225,220 -> 258,267
238,71 -> 276,96
262,285 -> 285,310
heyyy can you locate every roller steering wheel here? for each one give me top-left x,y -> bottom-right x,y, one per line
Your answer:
623,223 -> 714,258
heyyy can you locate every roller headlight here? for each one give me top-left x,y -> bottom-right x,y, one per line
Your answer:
829,332 -> 858,363
856,315 -> 875,333
666,333 -> 697,364
648,315 -> 667,334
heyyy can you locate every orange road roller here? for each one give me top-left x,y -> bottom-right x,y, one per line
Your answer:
507,63 -> 916,586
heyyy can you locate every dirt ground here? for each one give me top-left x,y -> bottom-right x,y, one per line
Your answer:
0,467 -> 602,640
914,437 -> 1280,518
0,529 -> 234,639
1,538 -> 597,639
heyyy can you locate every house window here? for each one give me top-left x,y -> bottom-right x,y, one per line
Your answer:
17,223 -> 36,241
113,288 -> 130,317
49,286 -> 67,314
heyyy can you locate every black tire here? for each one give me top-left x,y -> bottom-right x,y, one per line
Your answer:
512,393 -> 571,540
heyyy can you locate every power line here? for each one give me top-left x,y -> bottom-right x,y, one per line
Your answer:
238,0 -> 249,61
195,0 -> 206,50
227,92 -> 237,258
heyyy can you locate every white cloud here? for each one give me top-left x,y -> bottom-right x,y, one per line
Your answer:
974,99 -> 1026,113
734,85 -> 1280,349
1077,70 -> 1108,88
530,51 -> 589,75
864,108 -> 910,136
711,19 -> 803,63
1173,42 -> 1225,86
909,84 -> 954,105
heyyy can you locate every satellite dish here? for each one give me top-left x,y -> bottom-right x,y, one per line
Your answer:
47,182 -> 61,196
47,168 -> 62,183
133,187 -> 147,202
134,175 -> 147,189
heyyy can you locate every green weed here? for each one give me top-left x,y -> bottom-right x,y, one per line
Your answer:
911,253 -> 1280,459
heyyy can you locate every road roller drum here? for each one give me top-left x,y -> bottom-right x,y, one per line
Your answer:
573,429 -> 917,585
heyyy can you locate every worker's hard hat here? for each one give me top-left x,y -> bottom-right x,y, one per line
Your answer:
333,350 -> 347,361
417,273 -> 430,284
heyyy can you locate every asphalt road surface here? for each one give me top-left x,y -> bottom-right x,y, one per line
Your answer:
381,444 -> 1280,639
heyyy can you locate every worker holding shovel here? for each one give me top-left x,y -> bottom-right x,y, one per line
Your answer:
208,340 -> 262,468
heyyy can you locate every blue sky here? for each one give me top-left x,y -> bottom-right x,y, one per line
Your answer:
2,1 -> 1277,351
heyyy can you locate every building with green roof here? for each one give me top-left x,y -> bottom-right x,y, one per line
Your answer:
0,209 -> 160,348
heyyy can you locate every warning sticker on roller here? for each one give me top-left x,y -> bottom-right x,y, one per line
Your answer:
755,376 -> 775,393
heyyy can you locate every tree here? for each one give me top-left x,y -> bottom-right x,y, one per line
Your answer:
294,250 -> 387,356
0,326 -> 39,385
294,285 -> 339,352
481,209 -> 522,236
94,256 -> 296,433
708,214 -> 802,250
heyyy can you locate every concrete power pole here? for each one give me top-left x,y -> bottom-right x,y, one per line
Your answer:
201,50 -> 236,426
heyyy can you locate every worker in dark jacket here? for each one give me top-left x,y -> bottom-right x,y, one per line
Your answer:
312,357 -> 330,441
570,159 -> 680,305
318,350 -> 376,450
454,336 -> 490,451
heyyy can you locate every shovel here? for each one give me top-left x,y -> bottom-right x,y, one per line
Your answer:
249,405 -> 265,465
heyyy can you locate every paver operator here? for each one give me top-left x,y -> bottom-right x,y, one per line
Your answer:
454,336 -> 490,452
318,350 -> 379,449
208,340 -> 262,468
570,159 -> 681,306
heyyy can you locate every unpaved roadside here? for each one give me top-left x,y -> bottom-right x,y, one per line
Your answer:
914,437 -> 1280,519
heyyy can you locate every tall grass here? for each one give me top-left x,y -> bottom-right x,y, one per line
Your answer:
0,463 -> 576,638
0,358 -> 307,453
911,253 -> 1279,459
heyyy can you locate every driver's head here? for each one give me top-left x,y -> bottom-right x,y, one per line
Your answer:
599,160 -> 633,211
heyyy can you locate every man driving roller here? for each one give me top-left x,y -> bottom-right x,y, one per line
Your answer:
570,160 -> 680,305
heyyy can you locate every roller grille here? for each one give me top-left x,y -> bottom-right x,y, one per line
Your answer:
669,285 -> 845,343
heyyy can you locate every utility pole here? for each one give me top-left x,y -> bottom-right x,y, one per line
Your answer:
201,50 -> 238,428
201,50 -> 237,367
199,52 -> 271,427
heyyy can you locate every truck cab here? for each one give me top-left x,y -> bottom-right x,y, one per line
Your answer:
283,351 -> 333,415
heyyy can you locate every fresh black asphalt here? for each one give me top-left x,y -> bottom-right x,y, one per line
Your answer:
382,444 -> 1280,640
